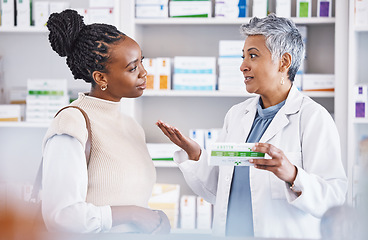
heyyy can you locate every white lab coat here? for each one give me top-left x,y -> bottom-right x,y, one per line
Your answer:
174,85 -> 348,239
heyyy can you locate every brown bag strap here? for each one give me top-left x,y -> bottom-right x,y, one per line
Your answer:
54,106 -> 92,167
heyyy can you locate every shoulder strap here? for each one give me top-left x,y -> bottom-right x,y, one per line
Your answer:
54,106 -> 92,166
30,106 -> 92,201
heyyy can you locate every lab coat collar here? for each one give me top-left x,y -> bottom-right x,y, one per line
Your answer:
242,84 -> 304,143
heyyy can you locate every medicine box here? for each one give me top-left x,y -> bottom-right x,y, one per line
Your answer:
0,104 -> 21,121
296,0 -> 311,18
146,143 -> 180,161
355,0 -> 368,26
302,74 -> 334,91
215,0 -> 247,18
189,129 -> 205,149
276,0 -> 291,18
317,0 -> 332,17
143,58 -> 157,89
1,0 -> 15,27
87,8 -> 114,25
173,56 -> 216,91
207,142 -> 265,166
180,195 -> 196,229
156,58 -> 171,90
169,0 -> 211,18
196,197 -> 212,229
252,0 -> 268,18
135,4 -> 169,18
34,1 -> 49,27
148,183 -> 180,228
354,85 -> 368,118
16,0 -> 30,27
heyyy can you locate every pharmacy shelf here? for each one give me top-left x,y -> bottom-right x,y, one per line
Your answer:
353,119 -> 368,124
135,17 -> 335,25
0,121 -> 49,128
0,27 -> 48,33
142,90 -> 334,98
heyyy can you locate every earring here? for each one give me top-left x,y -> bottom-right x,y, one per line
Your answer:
101,84 -> 107,91
281,76 -> 285,85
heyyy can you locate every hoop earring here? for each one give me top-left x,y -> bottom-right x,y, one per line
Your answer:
101,84 -> 107,91
281,76 -> 285,85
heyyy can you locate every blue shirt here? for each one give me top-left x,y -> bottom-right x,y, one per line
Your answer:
226,98 -> 286,237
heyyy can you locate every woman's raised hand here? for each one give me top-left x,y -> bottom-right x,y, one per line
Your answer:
156,120 -> 201,161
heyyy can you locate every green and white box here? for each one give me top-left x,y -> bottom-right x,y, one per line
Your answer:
169,0 -> 211,18
208,143 -> 265,166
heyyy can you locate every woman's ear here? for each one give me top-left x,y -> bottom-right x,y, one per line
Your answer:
279,52 -> 292,73
92,71 -> 108,88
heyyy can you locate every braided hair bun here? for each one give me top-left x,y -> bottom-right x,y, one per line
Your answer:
46,9 -> 124,84
47,9 -> 85,57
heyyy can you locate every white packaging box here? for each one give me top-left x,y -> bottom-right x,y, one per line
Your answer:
296,0 -> 311,18
218,57 -> 245,92
146,143 -> 180,161
148,183 -> 180,228
87,8 -> 114,25
252,0 -> 268,18
169,1 -> 211,18
16,0 -> 31,27
1,0 -> 15,27
317,0 -> 332,17
276,0 -> 291,18
89,0 -> 114,8
204,128 -> 221,150
219,40 -> 244,57
355,0 -> 368,26
49,2 -> 70,14
302,74 -> 334,91
215,0 -> 247,18
143,58 -> 157,90
136,0 -> 168,4
156,58 -> 171,90
207,142 -> 265,166
173,56 -> 216,91
0,104 -> 21,121
196,197 -> 212,229
34,1 -> 49,27
189,129 -> 205,149
354,85 -> 368,118
135,4 -> 169,18
180,195 -> 196,229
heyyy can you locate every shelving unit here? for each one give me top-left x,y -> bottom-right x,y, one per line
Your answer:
347,0 -> 368,206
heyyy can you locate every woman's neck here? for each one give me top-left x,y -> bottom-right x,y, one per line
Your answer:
260,83 -> 292,108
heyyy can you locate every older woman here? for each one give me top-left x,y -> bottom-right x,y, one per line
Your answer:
156,14 -> 347,239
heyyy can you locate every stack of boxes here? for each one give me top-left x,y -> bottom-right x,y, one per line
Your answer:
26,79 -> 69,122
218,40 -> 245,92
143,58 -> 171,90
180,195 -> 212,230
173,56 -> 216,91
0,0 -> 116,28
135,0 -> 169,18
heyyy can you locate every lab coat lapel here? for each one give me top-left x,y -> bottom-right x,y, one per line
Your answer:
242,96 -> 259,141
259,85 -> 302,143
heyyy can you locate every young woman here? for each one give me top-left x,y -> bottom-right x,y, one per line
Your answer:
42,9 -> 170,234
156,14 -> 347,239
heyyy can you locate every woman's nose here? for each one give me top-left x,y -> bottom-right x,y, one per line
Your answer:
240,60 -> 250,73
139,64 -> 147,78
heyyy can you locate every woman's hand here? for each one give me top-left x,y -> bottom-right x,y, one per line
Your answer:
250,143 -> 297,184
156,120 -> 201,161
151,210 -> 171,234
111,206 -> 162,234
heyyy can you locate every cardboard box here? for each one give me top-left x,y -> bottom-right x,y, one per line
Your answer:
169,1 -> 211,18
146,143 -> 180,161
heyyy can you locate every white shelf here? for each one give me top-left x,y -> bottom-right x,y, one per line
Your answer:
0,121 -> 49,128
142,90 -> 334,98
353,119 -> 368,124
0,26 -> 48,33
135,17 -> 335,25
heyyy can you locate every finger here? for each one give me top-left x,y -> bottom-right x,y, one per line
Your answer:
253,143 -> 282,158
250,158 -> 277,167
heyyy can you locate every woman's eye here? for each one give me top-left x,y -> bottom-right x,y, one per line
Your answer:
141,56 -> 145,63
250,54 -> 257,58
130,66 -> 137,72
241,56 -> 245,59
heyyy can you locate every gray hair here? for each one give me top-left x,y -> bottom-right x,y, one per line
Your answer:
240,14 -> 305,81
